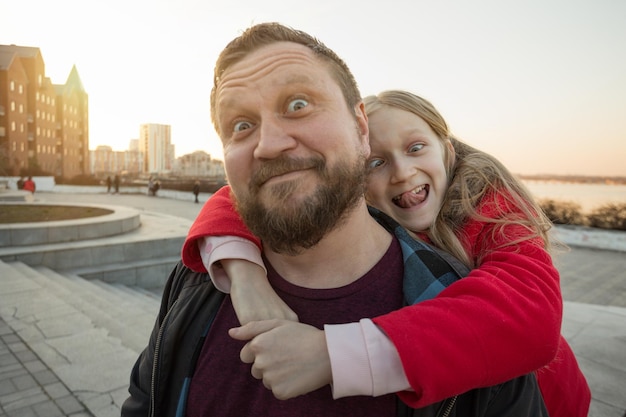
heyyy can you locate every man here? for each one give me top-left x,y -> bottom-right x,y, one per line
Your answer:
122,22 -> 547,417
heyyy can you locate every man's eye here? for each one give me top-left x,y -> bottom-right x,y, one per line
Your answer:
233,121 -> 253,132
408,143 -> 424,153
367,158 -> 384,170
287,98 -> 308,112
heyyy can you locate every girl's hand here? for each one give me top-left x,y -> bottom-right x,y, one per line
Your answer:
229,319 -> 331,399
224,259 -> 299,325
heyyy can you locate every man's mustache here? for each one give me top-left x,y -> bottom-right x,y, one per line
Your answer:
251,157 -> 325,190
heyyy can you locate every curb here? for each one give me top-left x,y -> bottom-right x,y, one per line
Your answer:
553,225 -> 626,253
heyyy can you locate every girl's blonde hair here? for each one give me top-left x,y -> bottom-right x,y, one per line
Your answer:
364,90 -> 554,268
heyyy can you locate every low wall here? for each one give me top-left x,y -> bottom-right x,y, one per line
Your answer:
49,184 -> 201,202
0,176 -> 56,191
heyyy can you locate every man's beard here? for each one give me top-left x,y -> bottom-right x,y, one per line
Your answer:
234,153 -> 367,255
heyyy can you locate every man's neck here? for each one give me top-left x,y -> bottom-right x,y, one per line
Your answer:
263,202 -> 393,289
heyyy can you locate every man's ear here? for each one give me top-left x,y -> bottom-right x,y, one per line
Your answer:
355,101 -> 369,144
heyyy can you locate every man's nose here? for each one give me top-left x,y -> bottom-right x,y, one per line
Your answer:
253,118 -> 297,160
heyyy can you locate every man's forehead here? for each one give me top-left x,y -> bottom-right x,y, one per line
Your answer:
219,42 -> 322,83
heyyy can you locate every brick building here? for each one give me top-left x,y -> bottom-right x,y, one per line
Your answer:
0,44 -> 89,179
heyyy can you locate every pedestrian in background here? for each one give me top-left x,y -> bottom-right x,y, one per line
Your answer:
114,175 -> 120,194
193,180 -> 200,203
23,176 -> 35,194
106,176 -> 112,193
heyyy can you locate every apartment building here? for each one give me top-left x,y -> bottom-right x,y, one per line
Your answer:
0,44 -> 89,179
139,123 -> 174,175
90,142 -> 144,176
174,150 -> 225,178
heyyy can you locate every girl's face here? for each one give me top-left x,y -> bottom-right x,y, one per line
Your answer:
365,106 -> 451,232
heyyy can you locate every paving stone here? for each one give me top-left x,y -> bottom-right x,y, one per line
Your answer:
33,400 -> 63,417
32,369 -> 59,385
7,342 -> 27,353
43,381 -> 70,399
14,349 -> 37,363
24,360 -> 47,374
56,394 -> 86,415
0,379 -> 16,396
12,374 -> 37,390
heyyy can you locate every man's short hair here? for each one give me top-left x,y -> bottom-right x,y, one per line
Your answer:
210,22 -> 362,137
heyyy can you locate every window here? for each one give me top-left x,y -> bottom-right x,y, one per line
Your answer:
10,81 -> 15,91
18,84 -> 23,94
11,121 -> 16,131
10,101 -> 15,111
19,104 -> 23,113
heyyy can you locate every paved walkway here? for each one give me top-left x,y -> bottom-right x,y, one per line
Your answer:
1,190 -> 625,416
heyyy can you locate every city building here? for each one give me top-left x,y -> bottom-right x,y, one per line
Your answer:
174,150 -> 225,178
90,141 -> 144,177
0,44 -> 89,179
139,123 -> 174,175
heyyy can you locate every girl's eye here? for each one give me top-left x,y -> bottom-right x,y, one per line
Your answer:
287,98 -> 308,112
233,120 -> 253,133
408,143 -> 424,153
367,158 -> 385,170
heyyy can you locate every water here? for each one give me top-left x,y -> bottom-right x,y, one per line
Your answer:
522,180 -> 626,213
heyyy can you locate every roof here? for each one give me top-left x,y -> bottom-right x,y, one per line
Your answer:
65,65 -> 86,93
0,50 -> 17,70
0,44 -> 42,60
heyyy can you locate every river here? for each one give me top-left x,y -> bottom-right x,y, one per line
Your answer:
522,180 -> 626,213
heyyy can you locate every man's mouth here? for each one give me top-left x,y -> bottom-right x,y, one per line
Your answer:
392,185 -> 429,208
252,157 -> 323,189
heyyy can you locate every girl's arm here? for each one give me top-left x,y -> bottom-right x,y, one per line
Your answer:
370,193 -> 564,407
182,185 -> 296,325
197,236 -> 297,324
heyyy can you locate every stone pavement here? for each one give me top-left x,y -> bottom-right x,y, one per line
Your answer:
1,190 -> 625,416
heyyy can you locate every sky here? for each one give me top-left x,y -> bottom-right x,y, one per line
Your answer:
2,0 -> 625,177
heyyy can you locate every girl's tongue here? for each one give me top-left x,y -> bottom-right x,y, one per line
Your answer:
394,186 -> 427,208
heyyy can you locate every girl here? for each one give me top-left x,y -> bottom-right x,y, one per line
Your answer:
181,90 -> 590,416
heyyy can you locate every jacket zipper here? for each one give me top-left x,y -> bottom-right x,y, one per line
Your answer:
437,395 -> 457,417
150,299 -> 178,417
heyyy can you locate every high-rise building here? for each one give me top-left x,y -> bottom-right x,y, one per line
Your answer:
139,123 -> 173,174
0,44 -> 89,179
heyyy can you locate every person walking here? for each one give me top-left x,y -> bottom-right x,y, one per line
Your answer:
193,180 -> 200,203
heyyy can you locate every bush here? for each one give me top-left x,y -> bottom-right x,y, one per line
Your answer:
587,203 -> 626,231
539,199 -> 587,226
